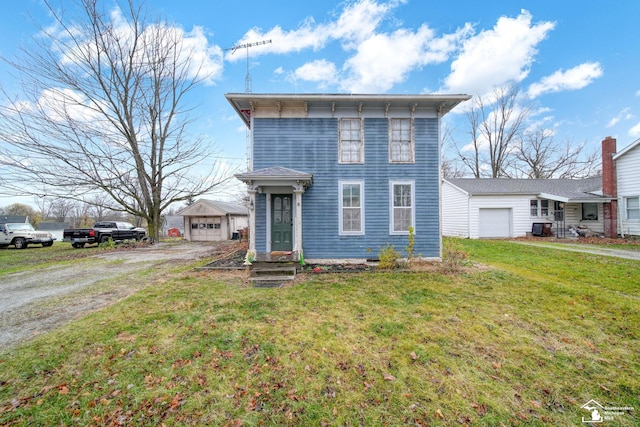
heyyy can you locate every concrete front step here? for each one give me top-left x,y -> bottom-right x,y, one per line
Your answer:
248,276 -> 295,288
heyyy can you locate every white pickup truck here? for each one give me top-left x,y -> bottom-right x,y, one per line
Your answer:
0,223 -> 56,249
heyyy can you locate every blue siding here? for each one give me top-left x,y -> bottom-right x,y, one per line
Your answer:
253,117 -> 440,259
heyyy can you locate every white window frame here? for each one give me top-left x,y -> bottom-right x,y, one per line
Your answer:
339,180 -> 365,235
338,118 -> 364,164
530,199 -> 549,217
389,180 -> 415,235
389,118 -> 414,163
625,196 -> 640,220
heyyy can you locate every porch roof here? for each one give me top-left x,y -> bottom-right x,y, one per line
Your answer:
235,166 -> 313,189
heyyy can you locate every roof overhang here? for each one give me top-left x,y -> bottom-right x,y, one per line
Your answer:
235,166 -> 313,190
225,93 -> 472,127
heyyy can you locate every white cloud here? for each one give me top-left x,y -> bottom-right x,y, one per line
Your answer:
57,6 -> 223,85
636,90 -> 640,96
227,0 -> 473,93
341,23 -> 472,93
527,62 -> 603,98
629,121 -> 640,138
226,0 -> 393,61
443,10 -> 555,95
606,107 -> 633,128
290,59 -> 338,88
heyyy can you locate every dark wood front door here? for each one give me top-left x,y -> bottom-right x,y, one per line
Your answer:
271,194 -> 292,251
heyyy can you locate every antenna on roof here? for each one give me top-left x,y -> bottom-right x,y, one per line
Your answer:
224,39 -> 272,93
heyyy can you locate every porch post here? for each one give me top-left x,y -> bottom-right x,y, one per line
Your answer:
248,189 -> 257,253
294,188 -> 304,255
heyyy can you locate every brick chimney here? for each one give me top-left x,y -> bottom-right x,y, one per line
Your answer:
601,136 -> 618,238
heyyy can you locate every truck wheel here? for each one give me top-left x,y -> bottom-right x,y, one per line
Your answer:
71,242 -> 85,249
100,235 -> 111,244
14,237 -> 27,249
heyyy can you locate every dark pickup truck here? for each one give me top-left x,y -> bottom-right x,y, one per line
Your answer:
63,221 -> 147,248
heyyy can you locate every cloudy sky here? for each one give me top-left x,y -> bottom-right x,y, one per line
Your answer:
1,0 -> 639,204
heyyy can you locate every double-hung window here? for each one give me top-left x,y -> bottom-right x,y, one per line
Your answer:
339,118 -> 363,163
626,196 -> 640,220
339,181 -> 364,235
390,180 -> 414,234
389,118 -> 414,163
530,199 -> 549,217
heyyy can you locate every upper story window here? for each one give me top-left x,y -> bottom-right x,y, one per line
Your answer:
389,118 -> 414,163
339,181 -> 364,235
339,118 -> 363,164
626,196 -> 640,220
390,180 -> 415,235
530,199 -> 549,217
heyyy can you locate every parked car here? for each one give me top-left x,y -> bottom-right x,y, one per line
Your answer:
0,223 -> 56,249
63,221 -> 147,248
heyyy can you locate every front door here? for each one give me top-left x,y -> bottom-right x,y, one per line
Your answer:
271,194 -> 293,251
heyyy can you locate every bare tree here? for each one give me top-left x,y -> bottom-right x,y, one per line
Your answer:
458,85 -> 530,178
49,199 -> 76,223
0,0 -> 230,240
513,128 -> 598,178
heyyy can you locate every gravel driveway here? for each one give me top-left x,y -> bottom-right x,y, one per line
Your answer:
0,242 -> 224,351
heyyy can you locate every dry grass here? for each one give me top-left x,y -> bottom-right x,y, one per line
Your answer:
0,239 -> 638,426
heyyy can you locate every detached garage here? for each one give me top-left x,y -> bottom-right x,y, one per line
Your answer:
177,199 -> 249,242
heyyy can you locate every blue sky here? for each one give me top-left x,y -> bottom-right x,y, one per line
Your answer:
1,0 -> 639,205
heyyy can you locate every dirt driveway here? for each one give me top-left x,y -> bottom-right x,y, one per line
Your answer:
0,242 -> 231,351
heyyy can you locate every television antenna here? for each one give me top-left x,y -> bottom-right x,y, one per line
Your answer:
225,39 -> 272,93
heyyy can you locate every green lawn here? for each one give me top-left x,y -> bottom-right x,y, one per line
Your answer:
0,239 -> 638,426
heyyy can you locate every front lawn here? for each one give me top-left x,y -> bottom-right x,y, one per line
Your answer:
0,239 -> 638,426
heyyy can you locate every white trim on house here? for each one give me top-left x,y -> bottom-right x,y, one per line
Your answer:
338,180 -> 365,236
389,179 -> 415,235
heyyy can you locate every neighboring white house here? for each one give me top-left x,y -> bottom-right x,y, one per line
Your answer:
176,199 -> 249,242
613,137 -> 640,236
442,136 -> 640,239
36,222 -> 70,242
442,177 -> 610,238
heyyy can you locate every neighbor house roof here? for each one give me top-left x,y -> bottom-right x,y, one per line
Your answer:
225,93 -> 472,126
0,215 -> 28,223
176,200 -> 248,216
37,222 -> 70,230
612,137 -> 640,160
445,177 -> 611,203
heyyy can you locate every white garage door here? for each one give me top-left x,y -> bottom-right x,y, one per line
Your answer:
479,208 -> 511,238
190,217 -> 222,241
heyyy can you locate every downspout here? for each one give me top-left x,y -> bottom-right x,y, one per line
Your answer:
617,198 -> 624,238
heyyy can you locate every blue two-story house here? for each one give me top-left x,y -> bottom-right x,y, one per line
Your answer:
229,93 -> 470,262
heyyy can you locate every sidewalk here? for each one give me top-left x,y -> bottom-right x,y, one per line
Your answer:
510,240 -> 640,261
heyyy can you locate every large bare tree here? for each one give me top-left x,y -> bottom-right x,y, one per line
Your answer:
513,128 -> 598,178
0,0 -> 229,240
458,85 -> 530,178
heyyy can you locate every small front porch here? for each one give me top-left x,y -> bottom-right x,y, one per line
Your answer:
248,251 -> 301,288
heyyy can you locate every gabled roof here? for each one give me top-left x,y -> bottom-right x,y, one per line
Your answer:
176,200 -> 248,216
612,137 -> 640,160
444,177 -> 611,202
0,215 -> 28,223
37,222 -> 70,230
